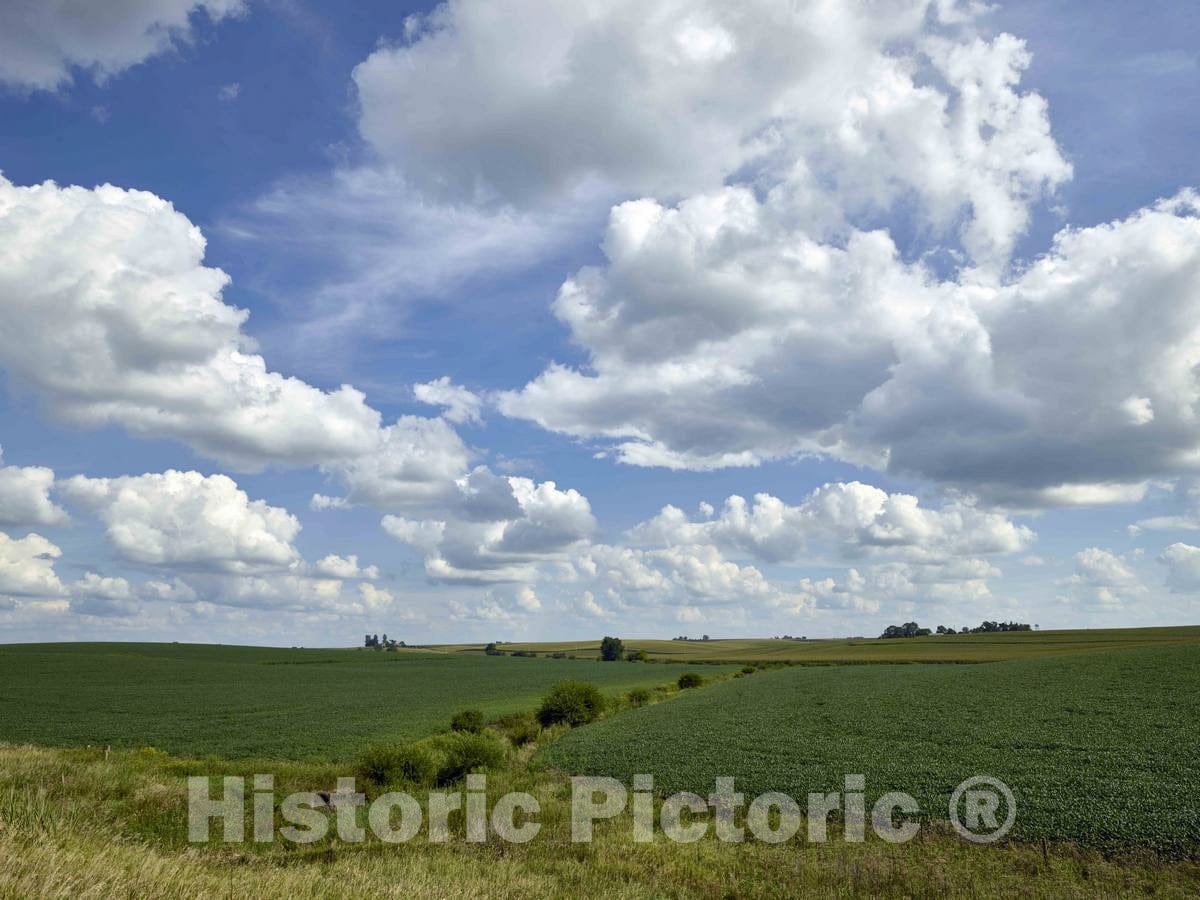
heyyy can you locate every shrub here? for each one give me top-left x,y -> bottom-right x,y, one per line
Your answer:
626,649 -> 648,662
626,687 -> 651,707
600,636 -> 625,661
354,743 -> 439,787
435,732 -> 507,785
550,651 -> 567,659
500,714 -> 541,746
449,709 -> 485,734
677,672 -> 704,689
537,680 -> 606,727
741,665 -> 756,675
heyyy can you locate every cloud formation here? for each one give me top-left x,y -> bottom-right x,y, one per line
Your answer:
0,449 -> 68,527
61,470 -> 301,573
0,531 -> 66,599
0,1 -> 243,92
353,0 -> 1065,266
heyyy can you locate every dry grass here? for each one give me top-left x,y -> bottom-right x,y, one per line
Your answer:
1,744 -> 1198,899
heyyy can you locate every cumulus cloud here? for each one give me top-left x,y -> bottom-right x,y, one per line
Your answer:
414,377 -> 483,425
240,0 -> 1066,353
318,417 -> 472,511
503,183 -> 1200,507
1059,548 -> 1147,609
1159,543 -> 1200,593
70,572 -> 139,618
0,177 -> 376,468
0,176 -> 473,510
60,470 -> 301,573
313,554 -> 379,580
353,0 -> 1065,265
382,471 -> 595,584
0,532 -> 66,599
630,483 -> 1033,564
0,449 -> 68,527
0,0 -> 243,92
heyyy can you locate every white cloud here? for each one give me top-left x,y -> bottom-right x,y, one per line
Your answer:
61,470 -> 301,573
352,0 -> 1065,266
1159,543 -> 1200,593
503,183 -> 1200,507
0,448 -> 69,527
310,493 -> 350,511
630,483 -> 1034,564
414,377 -> 483,425
1059,547 -> 1146,608
0,176 -> 472,512
567,541 -> 803,613
0,177 -> 384,469
313,554 -> 379,580
381,471 -> 595,584
354,582 -> 397,613
0,532 -> 66,599
218,81 -> 240,101
320,416 -> 471,511
142,578 -> 199,604
70,572 -> 139,618
0,0 -> 244,92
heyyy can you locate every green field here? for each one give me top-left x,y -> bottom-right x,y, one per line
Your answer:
2,634 -> 1200,896
0,642 -> 732,760
541,644 -> 1200,855
437,625 -> 1200,663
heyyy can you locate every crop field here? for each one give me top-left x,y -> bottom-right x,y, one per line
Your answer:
2,635 -> 1200,897
436,625 -> 1200,664
540,644 -> 1200,855
0,643 -> 730,760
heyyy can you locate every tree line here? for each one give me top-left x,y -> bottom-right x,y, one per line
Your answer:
880,620 -> 1034,639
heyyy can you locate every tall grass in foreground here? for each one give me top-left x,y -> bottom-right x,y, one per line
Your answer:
1,744 -> 1199,899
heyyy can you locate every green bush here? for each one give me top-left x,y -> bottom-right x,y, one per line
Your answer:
492,712 -> 541,746
537,680 -> 606,727
508,718 -> 542,746
435,732 -> 507,785
449,709 -> 485,733
741,665 -> 756,675
626,649 -> 648,662
354,743 -> 439,787
626,687 -> 651,707
677,672 -> 704,689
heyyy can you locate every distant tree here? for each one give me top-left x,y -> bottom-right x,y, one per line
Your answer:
701,634 -> 710,641
626,648 -> 647,662
881,622 -> 932,639
600,636 -> 625,661
677,672 -> 704,689
484,642 -> 505,656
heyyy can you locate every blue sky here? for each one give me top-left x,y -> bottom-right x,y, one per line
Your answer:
0,0 -> 1198,645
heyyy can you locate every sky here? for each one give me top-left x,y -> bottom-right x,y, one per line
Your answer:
0,0 -> 1199,646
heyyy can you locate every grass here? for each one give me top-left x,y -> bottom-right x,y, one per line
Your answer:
0,643 -> 732,760
2,743 -> 1199,898
540,645 -> 1200,856
432,624 -> 1200,664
